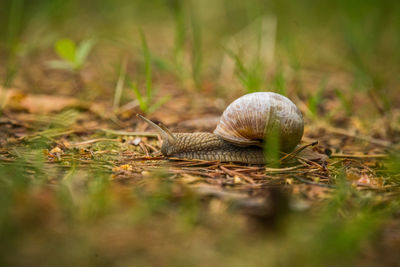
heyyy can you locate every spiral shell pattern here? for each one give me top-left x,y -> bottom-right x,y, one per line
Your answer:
213,92 -> 304,152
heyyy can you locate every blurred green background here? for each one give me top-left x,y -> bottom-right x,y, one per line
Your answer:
2,0 -> 399,99
2,0 -> 400,126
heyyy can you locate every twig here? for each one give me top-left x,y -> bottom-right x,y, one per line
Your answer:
38,133 -> 68,149
280,141 -> 318,162
171,169 -> 215,178
295,155 -> 325,170
101,129 -> 159,137
264,165 -> 304,173
130,156 -> 165,161
139,142 -> 149,157
170,158 -> 221,166
68,138 -> 120,147
220,165 -> 256,184
20,130 -> 76,141
143,142 -> 159,153
330,153 -> 388,159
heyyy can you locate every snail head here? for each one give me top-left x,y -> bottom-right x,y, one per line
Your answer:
137,114 -> 177,156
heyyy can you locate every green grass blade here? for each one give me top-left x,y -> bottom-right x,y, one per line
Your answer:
113,57 -> 128,110
148,95 -> 171,114
189,5 -> 202,90
139,29 -> 153,104
76,39 -> 95,68
131,82 -> 147,114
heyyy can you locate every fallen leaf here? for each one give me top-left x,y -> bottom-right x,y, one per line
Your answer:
1,88 -> 79,114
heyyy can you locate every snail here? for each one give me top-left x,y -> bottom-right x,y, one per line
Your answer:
138,92 -> 304,164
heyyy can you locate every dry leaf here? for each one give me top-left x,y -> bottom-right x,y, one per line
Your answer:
1,88 -> 79,114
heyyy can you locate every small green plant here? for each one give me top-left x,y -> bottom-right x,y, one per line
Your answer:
226,49 -> 265,93
131,30 -> 170,115
272,65 -> 287,96
224,16 -> 273,94
334,88 -> 353,116
47,38 -> 95,90
307,78 -> 326,118
48,38 -> 94,72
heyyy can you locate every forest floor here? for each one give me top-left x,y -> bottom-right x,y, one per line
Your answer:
1,80 -> 400,266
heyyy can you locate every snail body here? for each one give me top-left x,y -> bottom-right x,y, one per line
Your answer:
139,92 -> 304,164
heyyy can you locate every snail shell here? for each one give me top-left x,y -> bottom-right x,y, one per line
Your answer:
214,92 -> 304,152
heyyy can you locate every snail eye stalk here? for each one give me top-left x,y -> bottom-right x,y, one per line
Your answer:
136,114 -> 176,143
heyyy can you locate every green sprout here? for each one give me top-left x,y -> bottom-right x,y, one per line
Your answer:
307,78 -> 326,118
48,38 -> 95,72
130,30 -> 170,115
334,88 -> 353,116
226,49 -> 265,93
